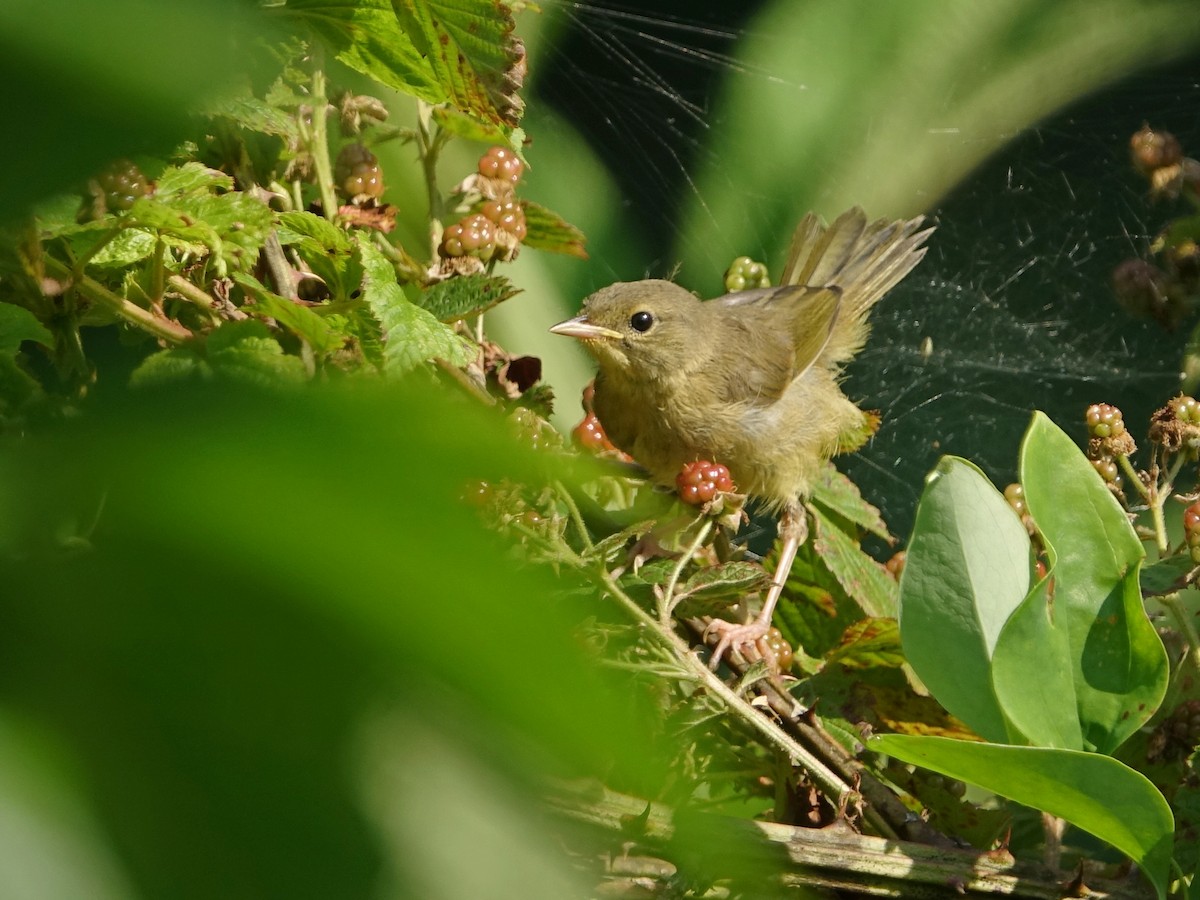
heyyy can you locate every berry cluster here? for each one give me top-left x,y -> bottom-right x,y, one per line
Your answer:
1130,125 -> 1199,201
1150,395 -> 1200,455
572,411 -> 617,453
335,144 -> 385,203
676,461 -> 735,506
1085,403 -> 1125,438
1172,395 -> 1200,425
479,198 -> 527,241
1085,403 -> 1135,479
94,159 -> 151,213
1003,482 -> 1027,516
440,213 -> 496,259
1185,502 -> 1200,564
724,256 -> 770,292
758,626 -> 794,671
478,145 -> 524,186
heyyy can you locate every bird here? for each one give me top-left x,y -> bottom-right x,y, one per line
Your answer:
550,208 -> 933,666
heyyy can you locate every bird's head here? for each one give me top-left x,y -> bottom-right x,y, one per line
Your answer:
549,280 -> 704,382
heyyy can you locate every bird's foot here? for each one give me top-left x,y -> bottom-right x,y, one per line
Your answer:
704,617 -> 775,671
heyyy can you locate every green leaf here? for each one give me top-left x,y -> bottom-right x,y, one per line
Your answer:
520,200 -> 588,259
391,0 -> 526,128
233,272 -> 347,355
359,240 -> 474,373
681,562 -> 768,602
416,274 -> 520,322
0,303 -> 52,354
810,463 -> 890,541
88,228 -> 157,269
155,162 -> 234,198
432,106 -> 523,150
898,456 -> 1030,744
1141,555 -> 1194,597
278,0 -> 441,101
278,211 -> 352,254
1009,412 -> 1167,754
810,504 -> 896,618
871,734 -> 1173,900
125,192 -> 275,272
823,617 -> 904,669
130,321 -> 306,388
278,212 -> 360,303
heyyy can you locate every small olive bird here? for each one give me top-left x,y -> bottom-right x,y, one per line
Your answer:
551,208 -> 933,665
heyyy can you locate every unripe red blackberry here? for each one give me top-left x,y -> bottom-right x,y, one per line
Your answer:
335,144 -> 385,201
95,158 -> 151,211
478,146 -> 523,186
1184,502 -> 1200,563
724,256 -> 770,292
1085,403 -> 1125,439
676,460 -> 735,506
479,198 -> 527,240
1003,483 -> 1026,516
440,213 -> 496,259
572,411 -> 616,453
1130,125 -> 1183,176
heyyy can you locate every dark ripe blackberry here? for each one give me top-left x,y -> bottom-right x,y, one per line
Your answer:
335,144 -> 385,201
676,460 -> 735,506
96,158 -> 150,211
477,145 -> 524,186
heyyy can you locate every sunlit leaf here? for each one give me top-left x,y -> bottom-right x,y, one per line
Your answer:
810,504 -> 896,618
520,200 -> 588,259
872,734 -> 1173,900
416,273 -> 520,322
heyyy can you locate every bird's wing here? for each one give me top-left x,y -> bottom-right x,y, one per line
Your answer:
712,284 -> 842,403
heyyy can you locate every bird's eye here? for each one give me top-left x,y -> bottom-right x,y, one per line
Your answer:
630,311 -> 654,333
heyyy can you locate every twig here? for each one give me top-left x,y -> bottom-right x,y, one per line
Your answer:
44,257 -> 192,344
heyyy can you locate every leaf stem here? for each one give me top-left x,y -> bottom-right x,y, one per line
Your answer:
307,48 -> 339,221
554,479 -> 594,554
660,518 -> 711,624
44,256 -> 192,344
1162,591 -> 1200,668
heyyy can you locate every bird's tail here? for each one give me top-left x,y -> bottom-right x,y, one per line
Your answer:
782,207 -> 933,366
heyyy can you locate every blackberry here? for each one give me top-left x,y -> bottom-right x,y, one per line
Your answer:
1172,395 -> 1200,425
759,626 -> 794,671
479,198 -> 527,240
1130,125 -> 1182,176
724,256 -> 770,293
1091,458 -> 1120,484
94,158 -> 151,212
572,411 -> 616,453
1003,483 -> 1026,516
1185,501 -> 1200,564
335,144 -> 385,201
676,460 -> 735,506
1085,403 -> 1125,439
478,146 -> 524,186
440,213 -> 496,260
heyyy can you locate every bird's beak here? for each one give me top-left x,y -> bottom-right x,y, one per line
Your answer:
549,315 -> 623,341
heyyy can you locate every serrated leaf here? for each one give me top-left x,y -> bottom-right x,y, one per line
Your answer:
392,0 -> 526,128
360,240 -> 474,373
155,162 -> 234,197
872,735 -> 1173,900
130,321 -> 306,387
203,92 -> 301,141
278,211 -> 352,253
0,303 -> 52,354
233,272 -> 346,355
125,192 -> 274,270
432,106 -> 522,149
89,228 -> 157,268
681,561 -> 767,601
824,617 -> 904,669
520,199 -> 587,259
810,504 -> 896,618
416,274 -> 520,322
279,0 -> 441,101
810,463 -> 890,540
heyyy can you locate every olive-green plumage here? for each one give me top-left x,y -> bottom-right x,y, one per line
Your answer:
554,208 -> 932,510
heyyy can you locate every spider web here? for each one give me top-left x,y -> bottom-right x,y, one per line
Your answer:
531,0 -> 1200,538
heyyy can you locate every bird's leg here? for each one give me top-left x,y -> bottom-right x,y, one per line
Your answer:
706,500 -> 807,670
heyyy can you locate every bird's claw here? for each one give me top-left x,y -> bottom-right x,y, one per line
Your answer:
704,617 -> 774,671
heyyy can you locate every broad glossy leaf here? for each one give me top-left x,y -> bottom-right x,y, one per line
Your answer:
1010,412 -> 1167,753
872,734 -> 1173,900
898,456 -> 1030,743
